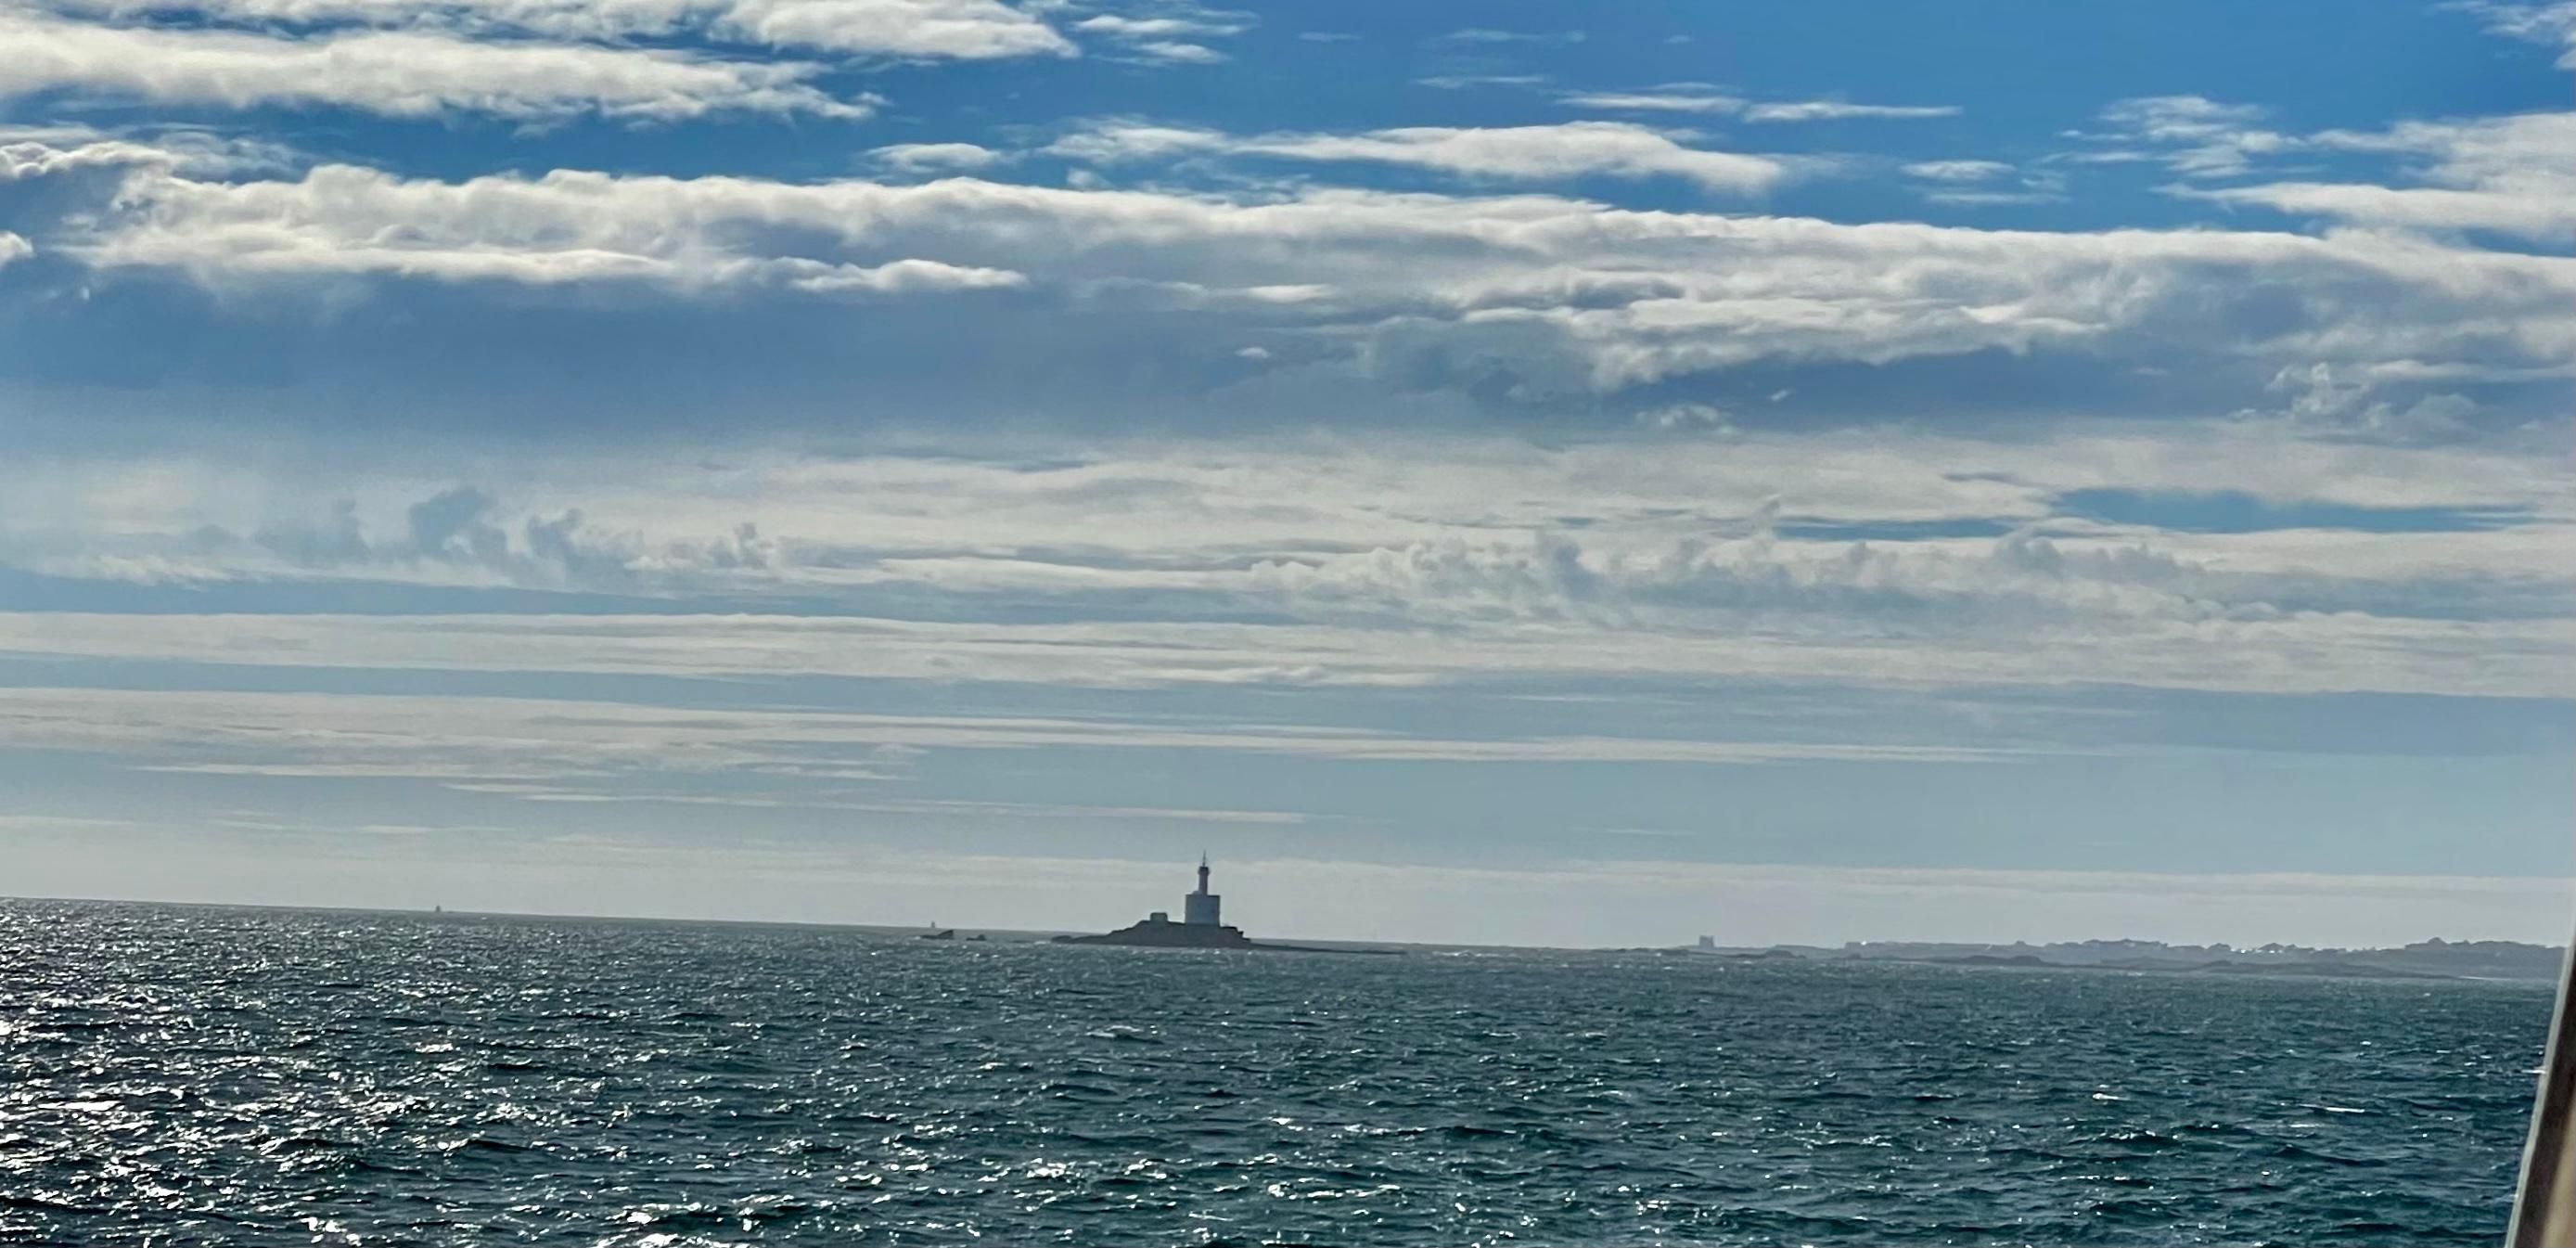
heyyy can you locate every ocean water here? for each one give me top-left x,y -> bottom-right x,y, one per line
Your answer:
0,900 -> 2552,1245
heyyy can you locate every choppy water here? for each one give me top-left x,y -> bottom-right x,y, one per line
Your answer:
0,900 -> 2552,1245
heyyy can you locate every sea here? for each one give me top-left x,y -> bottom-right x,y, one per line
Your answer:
0,899 -> 2553,1245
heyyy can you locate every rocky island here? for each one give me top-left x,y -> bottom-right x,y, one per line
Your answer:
1052,857 -> 1396,955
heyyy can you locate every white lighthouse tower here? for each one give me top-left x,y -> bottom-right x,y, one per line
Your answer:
1184,853 -> 1222,926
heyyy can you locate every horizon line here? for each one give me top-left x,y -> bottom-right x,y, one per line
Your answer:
6,891 -> 2562,957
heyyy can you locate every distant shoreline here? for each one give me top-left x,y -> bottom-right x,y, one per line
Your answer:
4,894 -> 2561,977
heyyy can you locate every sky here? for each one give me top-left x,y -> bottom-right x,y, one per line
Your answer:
0,0 -> 2569,948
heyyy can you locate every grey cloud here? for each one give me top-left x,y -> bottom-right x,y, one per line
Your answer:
405,484 -> 506,560
242,485 -> 773,588
253,498 -> 371,565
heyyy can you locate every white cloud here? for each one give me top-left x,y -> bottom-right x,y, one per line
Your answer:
1742,100 -> 1959,122
1049,120 -> 1789,192
1070,12 -> 1241,38
0,231 -> 30,265
1635,402 -> 1731,431
24,589 -> 2556,700
2091,95 -> 2292,177
831,797 -> 1309,825
1561,93 -> 1959,123
1558,90 -> 1743,114
1916,165 -> 2068,206
10,135 -> 2570,395
0,421 -> 2565,700
1434,27 -> 1583,44
774,257 -> 1028,292
2443,0 -> 2576,66
870,141 -> 1004,172
2184,112 -> 2576,242
709,0 -> 1072,57
2088,100 -> 2571,242
0,9 -> 874,120
1070,6 -> 1246,63
1124,38 -> 1224,63
1903,160 -> 2012,182
2187,180 -> 2571,239
0,685 -> 2028,784
32,0 -> 1079,59
1415,73 -> 1550,90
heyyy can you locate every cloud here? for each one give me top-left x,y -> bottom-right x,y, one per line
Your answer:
0,686 -> 2030,792
1070,6 -> 1247,63
1048,120 -> 1790,192
2186,180 -> 2572,240
1070,12 -> 1240,38
871,142 -> 1005,172
2443,0 -> 2576,66
8,134 -> 2570,399
1742,100 -> 1959,122
0,231 -> 30,266
1558,89 -> 1743,114
1912,164 -> 2067,206
2089,95 -> 2292,177
2180,112 -> 2576,243
1433,27 -> 1583,44
2246,361 -> 2494,444
1413,73 -> 1552,91
1903,160 -> 2012,182
0,420 -> 2564,701
18,578 -> 2550,700
32,0 -> 1079,59
1560,92 -> 1960,123
708,0 -> 1073,57
776,257 -> 1029,292
0,9 -> 874,120
2087,100 -> 2571,242
1123,39 -> 1224,63
830,797 -> 1310,825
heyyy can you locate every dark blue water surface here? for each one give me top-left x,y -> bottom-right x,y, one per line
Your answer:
0,899 -> 2552,1245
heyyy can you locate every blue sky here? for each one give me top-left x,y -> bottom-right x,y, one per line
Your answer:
0,0 -> 2569,946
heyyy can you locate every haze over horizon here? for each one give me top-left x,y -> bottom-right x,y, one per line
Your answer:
0,0 -> 2570,948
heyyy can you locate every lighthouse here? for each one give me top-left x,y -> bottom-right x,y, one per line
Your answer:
1184,853 -> 1222,926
